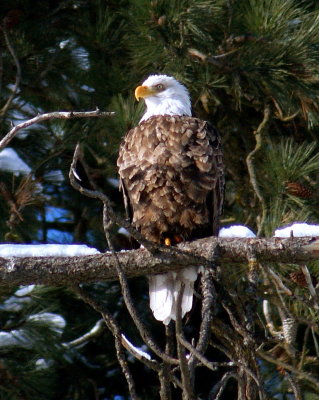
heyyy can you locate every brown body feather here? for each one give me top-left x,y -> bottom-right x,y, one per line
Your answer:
117,115 -> 224,244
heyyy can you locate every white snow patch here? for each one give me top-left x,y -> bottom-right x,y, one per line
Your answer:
43,170 -> 65,183
274,223 -> 319,238
0,295 -> 32,312
0,331 -> 29,348
28,312 -> 66,333
122,334 -> 151,360
15,285 -> 36,297
0,148 -> 31,175
59,39 -> 70,49
118,227 -> 129,236
35,358 -> 54,370
219,225 -> 256,238
0,244 -> 100,257
81,84 -> 95,93
0,285 -> 36,312
107,177 -> 119,188
0,312 -> 66,348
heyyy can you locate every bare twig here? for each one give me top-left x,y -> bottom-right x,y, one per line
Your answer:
189,266 -> 215,376
69,143 -> 160,253
0,48 -> 3,93
1,25 -> 21,117
209,372 -> 238,400
262,300 -> 283,338
159,325 -> 175,399
72,284 -> 139,400
64,319 -> 105,347
286,372 -> 302,400
0,109 -> 115,151
301,265 -> 319,308
178,335 -> 233,372
267,266 -> 293,296
246,104 -> 271,235
188,48 -> 233,72
159,367 -> 172,400
258,349 -> 319,389
175,284 -> 195,400
121,334 -> 160,372
222,301 -> 255,345
69,144 -> 180,366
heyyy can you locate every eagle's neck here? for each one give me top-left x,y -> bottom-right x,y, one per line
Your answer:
140,96 -> 191,122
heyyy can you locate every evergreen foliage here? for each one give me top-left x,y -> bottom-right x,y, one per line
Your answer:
0,0 -> 319,398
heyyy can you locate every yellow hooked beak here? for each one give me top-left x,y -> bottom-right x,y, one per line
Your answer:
135,85 -> 156,101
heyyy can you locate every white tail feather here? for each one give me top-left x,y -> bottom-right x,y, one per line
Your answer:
149,267 -> 198,325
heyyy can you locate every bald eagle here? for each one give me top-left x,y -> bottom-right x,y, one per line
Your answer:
117,75 -> 224,324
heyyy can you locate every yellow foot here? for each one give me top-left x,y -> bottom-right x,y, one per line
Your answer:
164,236 -> 183,246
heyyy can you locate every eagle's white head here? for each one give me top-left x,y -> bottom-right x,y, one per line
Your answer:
135,74 -> 192,122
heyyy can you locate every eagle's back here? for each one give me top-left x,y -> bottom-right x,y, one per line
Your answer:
117,115 -> 224,244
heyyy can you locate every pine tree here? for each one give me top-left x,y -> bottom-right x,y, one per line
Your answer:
1,0 -> 319,398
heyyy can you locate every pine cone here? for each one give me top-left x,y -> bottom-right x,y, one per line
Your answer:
285,181 -> 313,198
290,270 -> 318,288
290,271 -> 307,287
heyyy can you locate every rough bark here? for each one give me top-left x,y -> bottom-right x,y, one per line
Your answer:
0,236 -> 319,286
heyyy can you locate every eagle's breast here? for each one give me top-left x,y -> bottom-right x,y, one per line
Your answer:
117,115 -> 223,244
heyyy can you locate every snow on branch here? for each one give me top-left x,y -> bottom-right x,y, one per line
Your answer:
0,236 -> 319,286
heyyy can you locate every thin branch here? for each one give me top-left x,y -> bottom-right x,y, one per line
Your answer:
222,301 -> 255,345
69,143 -> 160,253
246,104 -> 271,235
159,367 -> 172,400
262,300 -> 283,338
267,266 -> 293,296
121,334 -> 160,372
72,284 -> 139,400
64,319 -> 105,348
175,284 -> 195,400
159,325 -> 175,400
69,143 -> 180,366
285,372 -> 302,400
0,48 -> 3,93
0,109 -> 115,151
211,319 -> 267,398
209,372 -> 238,400
0,25 -> 21,117
178,334 -> 233,372
258,349 -> 319,389
301,265 -> 319,308
188,48 -> 233,72
189,266 -> 215,376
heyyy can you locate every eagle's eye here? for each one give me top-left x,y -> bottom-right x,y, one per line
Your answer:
155,84 -> 164,91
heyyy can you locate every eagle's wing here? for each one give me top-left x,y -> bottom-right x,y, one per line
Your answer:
205,122 -> 224,236
117,115 -> 224,324
119,177 -> 133,223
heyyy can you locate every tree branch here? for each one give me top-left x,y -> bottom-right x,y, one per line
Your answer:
258,349 -> 319,390
0,109 -> 115,151
72,284 -> 139,400
1,236 -> 319,286
246,104 -> 271,235
175,284 -> 195,400
0,25 -> 21,117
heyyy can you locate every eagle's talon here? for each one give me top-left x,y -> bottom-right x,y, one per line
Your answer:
174,235 -> 183,244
